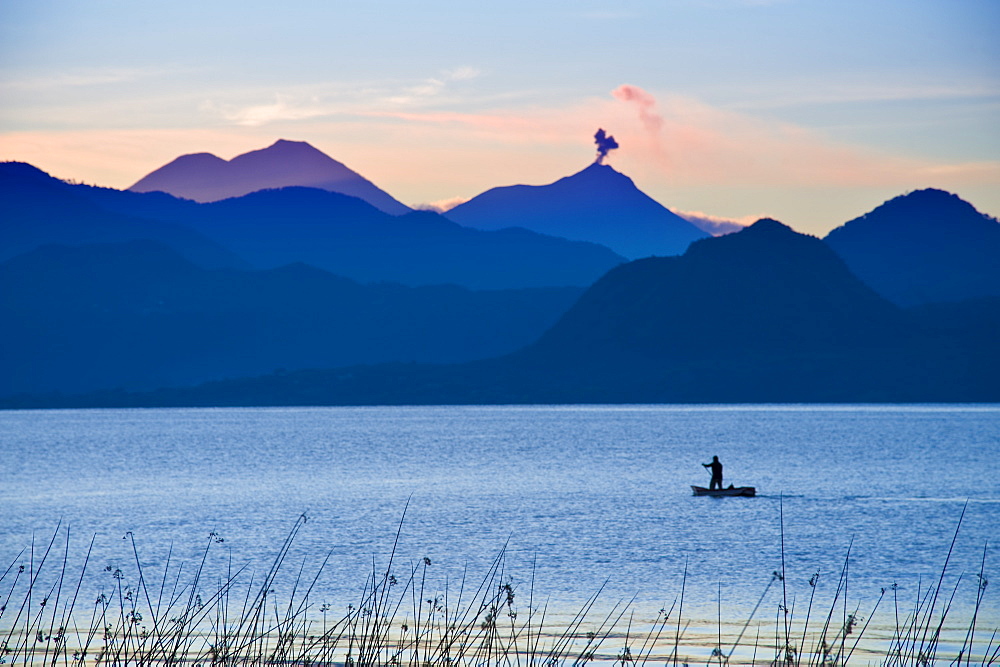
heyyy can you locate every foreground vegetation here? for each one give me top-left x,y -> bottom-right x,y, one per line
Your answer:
2,510 -> 995,667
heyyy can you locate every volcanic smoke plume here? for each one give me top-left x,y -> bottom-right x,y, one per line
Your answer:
612,85 -> 664,134
594,128 -> 619,164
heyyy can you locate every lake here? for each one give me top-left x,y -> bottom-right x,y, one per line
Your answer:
1,405 -> 998,661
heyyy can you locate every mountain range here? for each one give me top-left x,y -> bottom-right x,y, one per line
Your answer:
2,161 -> 624,290
0,239 -> 583,396
130,140 -> 711,260
129,139 -> 412,215
27,219 -> 994,407
447,163 -> 709,259
151,188 -> 625,289
2,141 -> 998,406
0,162 -> 244,269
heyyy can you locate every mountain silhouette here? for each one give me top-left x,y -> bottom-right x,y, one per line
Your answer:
446,163 -> 709,259
509,218 -> 919,401
30,218 -> 997,407
129,139 -> 412,215
531,218 -> 899,360
4,161 -> 624,289
0,240 -> 583,397
824,188 -> 1000,306
121,185 -> 626,289
0,162 -> 245,269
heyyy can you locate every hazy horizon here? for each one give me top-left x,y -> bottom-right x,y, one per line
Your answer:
1,1 -> 998,237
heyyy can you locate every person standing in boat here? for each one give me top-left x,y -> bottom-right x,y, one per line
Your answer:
702,456 -> 723,490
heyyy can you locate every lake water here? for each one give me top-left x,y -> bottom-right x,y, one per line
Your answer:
2,405 -> 998,660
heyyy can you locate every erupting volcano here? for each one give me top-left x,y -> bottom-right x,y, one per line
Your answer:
594,128 -> 619,164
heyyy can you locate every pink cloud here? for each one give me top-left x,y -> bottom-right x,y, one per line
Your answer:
412,196 -> 469,213
2,90 -> 998,235
612,84 -> 665,134
602,87 -> 1000,193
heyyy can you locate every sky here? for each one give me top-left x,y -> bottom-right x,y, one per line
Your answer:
1,0 -> 998,236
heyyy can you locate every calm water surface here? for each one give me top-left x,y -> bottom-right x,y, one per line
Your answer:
2,405 -> 998,632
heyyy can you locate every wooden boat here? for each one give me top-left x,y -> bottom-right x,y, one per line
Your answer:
691,485 -> 756,497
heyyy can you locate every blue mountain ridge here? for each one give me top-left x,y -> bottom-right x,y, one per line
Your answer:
0,239 -> 584,396
0,161 -> 245,269
447,162 -> 709,259
3,157 -> 998,406
20,218 -> 995,407
824,188 -> 1000,306
1,161 -> 626,290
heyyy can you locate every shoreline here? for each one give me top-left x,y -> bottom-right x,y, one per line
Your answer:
2,520 -> 995,667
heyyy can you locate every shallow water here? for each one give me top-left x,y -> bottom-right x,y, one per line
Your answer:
2,405 -> 998,644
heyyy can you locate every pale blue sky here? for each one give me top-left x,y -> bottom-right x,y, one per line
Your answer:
2,0 -> 998,234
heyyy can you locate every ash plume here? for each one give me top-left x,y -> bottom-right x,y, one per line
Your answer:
611,85 -> 666,167
612,85 -> 664,134
594,128 -> 619,164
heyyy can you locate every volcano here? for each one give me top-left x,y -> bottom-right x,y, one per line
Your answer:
129,139 -> 411,215
445,163 -> 708,259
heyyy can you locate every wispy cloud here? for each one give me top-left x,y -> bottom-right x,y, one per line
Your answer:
362,85 -> 1000,190
599,84 -> 1000,189
674,209 -> 756,236
445,66 -> 481,81
201,67 -> 484,127
340,85 -> 1000,229
203,95 -> 333,127
3,83 -> 998,234
412,196 -> 469,213
386,66 -> 482,106
362,109 -> 549,135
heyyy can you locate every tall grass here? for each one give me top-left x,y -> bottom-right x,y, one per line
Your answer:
0,510 -> 994,667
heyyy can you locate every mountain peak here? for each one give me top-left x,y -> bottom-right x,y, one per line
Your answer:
858,188 -> 984,224
252,139 -> 329,159
577,161 -> 618,175
553,162 -> 639,191
129,140 -> 411,215
271,138 -> 310,148
747,217 -> 793,232
447,164 -> 708,259
740,217 -> 804,240
829,189 -> 991,238
824,188 -> 1000,306
685,216 -> 826,265
529,214 -> 898,385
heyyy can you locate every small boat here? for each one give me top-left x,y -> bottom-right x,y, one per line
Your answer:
691,485 -> 756,497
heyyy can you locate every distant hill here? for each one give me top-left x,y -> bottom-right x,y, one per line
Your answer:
0,162 -> 244,269
129,139 -> 412,215
824,188 -> 1000,306
514,218 -> 918,401
531,219 -> 897,359
0,240 -> 583,397
446,163 -> 709,259
110,185 -> 627,289
25,219 -> 997,407
3,161 -> 625,289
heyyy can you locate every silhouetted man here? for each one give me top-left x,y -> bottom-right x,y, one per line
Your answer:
703,456 -> 723,490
